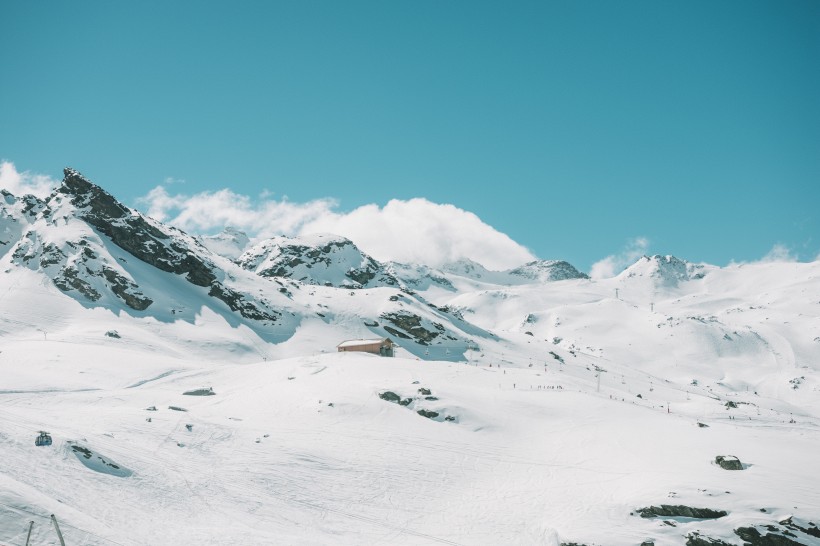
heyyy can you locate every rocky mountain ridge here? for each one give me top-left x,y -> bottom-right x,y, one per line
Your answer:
1,168 -> 729,361
2,169 -> 284,323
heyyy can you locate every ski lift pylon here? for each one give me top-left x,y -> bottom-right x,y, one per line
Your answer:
35,431 -> 52,447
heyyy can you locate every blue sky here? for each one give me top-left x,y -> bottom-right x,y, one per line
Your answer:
1,1 -> 818,272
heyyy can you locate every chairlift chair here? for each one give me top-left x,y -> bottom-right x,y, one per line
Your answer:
35,431 -> 52,446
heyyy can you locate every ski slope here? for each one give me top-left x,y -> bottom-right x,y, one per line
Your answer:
1,172 -> 819,545
1,260 -> 819,545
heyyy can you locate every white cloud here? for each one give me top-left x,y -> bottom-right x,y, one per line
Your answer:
729,243 -> 801,266
138,186 -> 339,238
299,198 -> 536,270
589,237 -> 650,279
759,243 -> 798,263
136,187 -> 535,270
0,161 -> 57,198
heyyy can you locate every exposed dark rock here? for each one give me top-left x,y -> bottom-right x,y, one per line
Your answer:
381,312 -> 441,345
69,443 -> 131,477
39,243 -> 66,267
53,266 -> 102,301
168,406 -> 187,412
383,326 -> 411,340
102,267 -> 153,310
726,401 -> 738,409
58,168 -> 217,287
685,533 -> 732,546
418,387 -> 431,395
71,445 -> 94,459
380,391 -> 399,403
183,387 -> 215,396
735,526 -> 804,545
238,235 -> 398,288
779,517 -> 820,539
715,455 -> 744,470
417,409 -> 439,419
208,283 -> 280,322
698,422 -> 710,428
105,330 -> 120,338
637,505 -> 727,519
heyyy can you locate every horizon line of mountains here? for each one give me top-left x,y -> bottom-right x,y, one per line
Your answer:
2,167 -> 712,290
0,167 -> 795,355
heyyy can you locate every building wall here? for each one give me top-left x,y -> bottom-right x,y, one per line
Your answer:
338,343 -> 382,354
338,341 -> 394,357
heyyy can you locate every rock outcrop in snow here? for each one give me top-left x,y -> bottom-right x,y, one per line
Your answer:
238,233 -> 399,289
619,254 -> 707,287
508,260 -> 589,282
1,169 -> 283,322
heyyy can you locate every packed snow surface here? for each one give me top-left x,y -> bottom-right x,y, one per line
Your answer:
1,172 -> 819,545
2,258 -> 818,546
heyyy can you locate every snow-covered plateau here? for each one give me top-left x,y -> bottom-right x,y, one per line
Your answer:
1,169 -> 819,545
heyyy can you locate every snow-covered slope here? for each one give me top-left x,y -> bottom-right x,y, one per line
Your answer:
237,233 -> 399,289
1,169 -> 819,546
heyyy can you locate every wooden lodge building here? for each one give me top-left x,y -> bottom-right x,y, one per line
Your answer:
336,338 -> 395,357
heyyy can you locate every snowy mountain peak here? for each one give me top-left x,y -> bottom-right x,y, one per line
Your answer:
57,167 -> 131,220
620,254 -> 706,286
441,258 -> 493,279
199,227 -> 251,260
508,260 -> 589,282
237,233 -> 398,288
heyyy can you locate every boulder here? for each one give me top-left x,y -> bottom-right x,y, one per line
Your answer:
715,455 -> 743,470
685,533 -> 732,546
379,391 -> 401,403
637,505 -> 727,519
735,527 -> 803,545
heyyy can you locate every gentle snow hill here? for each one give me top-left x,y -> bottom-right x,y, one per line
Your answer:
1,350 -> 819,546
1,168 -> 820,545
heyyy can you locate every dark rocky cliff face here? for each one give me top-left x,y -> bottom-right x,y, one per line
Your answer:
1,168 -> 282,322
238,234 -> 399,289
57,168 -> 217,287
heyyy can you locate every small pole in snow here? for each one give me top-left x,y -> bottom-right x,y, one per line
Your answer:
596,373 -> 601,393
25,521 -> 34,546
650,302 -> 654,312
615,288 -> 619,299
51,514 -> 66,546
